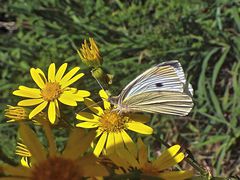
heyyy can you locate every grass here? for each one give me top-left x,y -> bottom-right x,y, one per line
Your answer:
0,0 -> 239,178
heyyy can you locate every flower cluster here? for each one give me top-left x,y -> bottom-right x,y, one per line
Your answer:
1,38 -> 195,179
2,122 -> 108,179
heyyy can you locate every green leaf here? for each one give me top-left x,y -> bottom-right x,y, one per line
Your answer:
197,48 -> 219,105
212,46 -> 230,88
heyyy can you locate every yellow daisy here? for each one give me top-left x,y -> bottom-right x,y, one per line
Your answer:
1,123 -> 109,179
13,63 -> 90,124
4,105 -> 29,123
108,138 -> 194,180
4,105 -> 45,125
15,141 -> 32,168
77,38 -> 102,68
76,90 -> 153,157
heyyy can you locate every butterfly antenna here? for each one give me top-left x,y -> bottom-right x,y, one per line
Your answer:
90,70 -> 114,98
76,100 -> 105,113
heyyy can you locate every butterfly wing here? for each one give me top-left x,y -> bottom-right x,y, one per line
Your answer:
121,91 -> 193,116
117,60 -> 193,116
119,60 -> 192,101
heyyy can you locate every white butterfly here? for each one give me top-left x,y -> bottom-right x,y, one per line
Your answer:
108,60 -> 193,116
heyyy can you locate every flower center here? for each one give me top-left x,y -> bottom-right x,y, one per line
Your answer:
41,82 -> 62,101
99,110 -> 129,132
30,157 -> 83,180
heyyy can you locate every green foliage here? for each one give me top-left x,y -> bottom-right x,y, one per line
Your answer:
0,0 -> 239,177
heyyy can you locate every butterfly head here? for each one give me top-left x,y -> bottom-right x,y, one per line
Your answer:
108,96 -> 132,114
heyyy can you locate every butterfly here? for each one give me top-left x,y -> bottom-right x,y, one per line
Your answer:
108,60 -> 193,116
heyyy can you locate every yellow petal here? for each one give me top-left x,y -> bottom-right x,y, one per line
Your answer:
137,138 -> 148,166
157,152 -> 185,171
40,119 -> 57,157
153,144 -> 181,167
94,132 -> 107,157
62,129 -> 95,160
62,89 -> 90,102
60,66 -> 80,85
1,164 -> 31,177
61,73 -> 84,89
99,89 -> 109,99
48,63 -> 56,82
114,132 -> 139,168
30,68 -> 45,89
121,130 -> 137,158
15,142 -> 31,157
126,121 -> 153,135
99,89 -> 111,109
19,123 -> 47,163
118,147 -> 140,168
19,86 -> 41,95
54,99 -> 60,118
158,170 -> 194,180
77,90 -> 91,98
13,87 -> 41,99
29,101 -> 48,119
18,99 -> 44,106
62,128 -> 83,158
96,129 -> 102,138
58,93 -> 78,106
48,101 -> 56,124
114,132 -> 124,149
20,157 -> 30,168
55,63 -> 68,81
103,100 -> 111,110
128,113 -> 149,123
15,151 -> 31,157
84,98 -> 103,115
13,90 -> 40,99
105,132 -> 115,155
76,112 -> 100,122
77,154 -> 109,177
36,68 -> 47,83
76,122 -> 99,128
108,153 -> 129,170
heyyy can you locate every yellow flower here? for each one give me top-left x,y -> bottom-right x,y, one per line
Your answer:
1,123 -> 109,179
108,138 -> 194,180
13,63 -> 90,124
76,90 -> 153,157
15,142 -> 32,168
4,105 -> 29,122
77,38 -> 102,68
16,142 -> 31,158
4,105 -> 45,125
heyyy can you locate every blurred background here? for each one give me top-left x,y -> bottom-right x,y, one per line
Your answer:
0,0 -> 239,177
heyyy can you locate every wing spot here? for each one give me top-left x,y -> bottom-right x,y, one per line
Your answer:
156,82 -> 163,87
